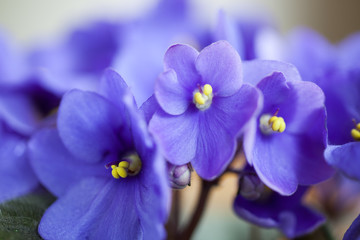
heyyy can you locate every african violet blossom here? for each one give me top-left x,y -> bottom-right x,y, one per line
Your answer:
0,31 -> 59,203
344,214 -> 360,240
29,69 -> 169,239
233,167 -> 324,238
149,40 -> 261,180
242,60 -> 334,195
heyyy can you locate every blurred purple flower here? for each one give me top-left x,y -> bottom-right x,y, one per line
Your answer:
29,69 -> 169,239
29,21 -> 122,95
149,41 -> 262,180
0,31 -> 60,202
344,214 -> 360,240
234,168 -> 324,238
242,60 -> 334,195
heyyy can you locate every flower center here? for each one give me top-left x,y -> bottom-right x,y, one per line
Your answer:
110,153 -> 142,179
259,111 -> 286,135
351,122 -> 360,141
193,84 -> 213,110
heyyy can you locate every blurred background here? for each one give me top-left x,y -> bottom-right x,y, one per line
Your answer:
1,0 -> 359,239
1,0 -> 360,46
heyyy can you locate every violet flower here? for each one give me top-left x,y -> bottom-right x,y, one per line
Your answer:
29,69 -> 169,239
242,60 -> 334,195
29,21 -> 122,95
233,169 -> 324,238
265,28 -> 360,181
344,214 -> 360,240
113,0 -> 206,106
149,41 -> 262,180
0,31 -> 59,203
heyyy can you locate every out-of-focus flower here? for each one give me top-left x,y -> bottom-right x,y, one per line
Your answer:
114,0 -> 206,106
344,214 -> 360,240
242,60 -> 334,195
0,31 -> 59,203
28,21 -> 122,96
149,40 -> 261,180
29,69 -> 169,239
234,168 -> 324,239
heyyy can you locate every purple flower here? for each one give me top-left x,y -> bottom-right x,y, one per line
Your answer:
233,169 -> 324,238
29,69 -> 169,239
344,214 -> 360,240
29,21 -> 122,95
267,28 -> 360,181
0,31 -> 60,202
242,60 -> 334,195
113,0 -> 206,106
149,41 -> 262,180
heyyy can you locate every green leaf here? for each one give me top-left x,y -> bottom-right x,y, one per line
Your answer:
0,192 -> 56,240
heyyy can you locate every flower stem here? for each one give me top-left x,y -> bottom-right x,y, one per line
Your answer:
177,178 -> 218,240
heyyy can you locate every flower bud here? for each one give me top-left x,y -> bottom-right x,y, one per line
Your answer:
167,163 -> 191,189
238,173 -> 265,200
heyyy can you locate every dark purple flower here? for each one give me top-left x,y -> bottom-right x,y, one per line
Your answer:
242,60 -> 334,195
29,69 -> 169,239
234,169 -> 324,238
149,41 -> 262,180
344,214 -> 360,240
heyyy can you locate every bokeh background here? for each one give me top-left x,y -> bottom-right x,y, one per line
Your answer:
1,0 -> 360,239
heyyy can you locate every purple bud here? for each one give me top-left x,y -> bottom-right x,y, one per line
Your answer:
167,163 -> 191,189
238,173 -> 265,200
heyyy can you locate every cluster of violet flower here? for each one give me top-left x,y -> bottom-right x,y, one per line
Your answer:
1,0 -> 360,239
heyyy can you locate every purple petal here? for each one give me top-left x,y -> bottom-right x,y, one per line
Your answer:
196,40 -> 242,97
325,143 -> 360,180
139,95 -> 160,124
58,90 -> 126,163
149,108 -> 199,166
164,44 -> 199,90
0,130 -> 38,203
38,178 -> 143,239
243,60 -> 301,86
193,84 -> 261,180
28,128 -> 106,197
154,69 -> 191,115
234,187 -> 324,238
344,214 -> 360,240
0,92 -> 38,136
214,11 -> 244,57
99,68 -> 130,109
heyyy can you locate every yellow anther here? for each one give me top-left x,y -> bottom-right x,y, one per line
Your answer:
357,123 -> 360,131
111,168 -> 120,179
267,116 -> 286,133
351,129 -> 360,141
116,167 -> 128,178
194,92 -> 205,105
111,165 -> 117,169
278,118 -> 286,133
203,84 -> 213,96
271,119 -> 281,131
118,161 -> 129,168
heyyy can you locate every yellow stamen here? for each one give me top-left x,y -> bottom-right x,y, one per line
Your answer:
351,129 -> 360,141
111,166 -> 120,179
118,161 -> 129,168
278,118 -> 286,133
203,84 -> 213,96
267,116 -> 286,133
194,92 -> 205,105
116,167 -> 128,178
357,123 -> 360,131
